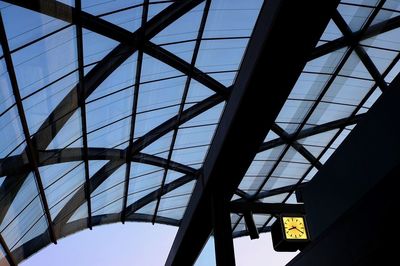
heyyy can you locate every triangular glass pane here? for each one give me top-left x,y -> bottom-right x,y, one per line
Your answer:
83,29 -> 119,67
152,2 -> 204,44
141,53 -> 182,83
171,145 -> 209,169
1,4 -> 68,50
88,160 -> 109,178
161,41 -> 196,65
148,2 -> 172,21
337,4 -> 373,32
67,202 -> 88,223
23,72 -> 79,135
263,130 -> 280,142
164,170 -> 185,184
320,19 -> 343,42
183,80 -> 215,110
141,131 -> 173,159
102,6 -> 142,32
46,108 -> 83,149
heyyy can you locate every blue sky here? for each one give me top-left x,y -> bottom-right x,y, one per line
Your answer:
21,222 -> 297,266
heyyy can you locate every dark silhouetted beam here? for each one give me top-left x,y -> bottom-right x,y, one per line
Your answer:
166,0 -> 340,265
243,211 -> 259,240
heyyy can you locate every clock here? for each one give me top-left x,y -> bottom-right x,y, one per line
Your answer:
271,215 -> 310,252
283,216 -> 307,240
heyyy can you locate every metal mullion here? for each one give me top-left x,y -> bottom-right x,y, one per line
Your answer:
0,233 -> 16,266
75,0 -> 92,230
151,0 -> 212,224
121,0 -> 149,224
0,14 -> 57,244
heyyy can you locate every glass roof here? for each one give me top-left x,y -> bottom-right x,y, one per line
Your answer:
0,0 -> 398,263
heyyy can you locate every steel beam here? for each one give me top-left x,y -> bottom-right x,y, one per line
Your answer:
166,0 -> 340,265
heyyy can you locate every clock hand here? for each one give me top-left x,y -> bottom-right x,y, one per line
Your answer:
294,228 -> 304,234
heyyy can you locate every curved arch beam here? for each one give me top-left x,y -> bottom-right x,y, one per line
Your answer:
0,148 -> 196,177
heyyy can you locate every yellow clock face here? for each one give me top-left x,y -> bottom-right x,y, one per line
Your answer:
283,217 -> 308,240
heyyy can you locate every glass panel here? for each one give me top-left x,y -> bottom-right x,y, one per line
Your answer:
46,108 -> 83,149
39,162 -> 85,219
134,105 -> 179,138
174,124 -> 217,151
11,215 -> 48,251
127,164 -> 164,206
160,41 -> 196,64
306,102 -> 356,126
363,46 -> 398,75
196,39 -> 249,80
0,106 -> 24,159
208,71 -> 237,87
360,27 -> 400,51
339,51 -> 372,79
275,99 -> 313,134
135,201 -> 157,215
184,79 -> 215,107
152,2 -> 204,44
88,160 -> 109,178
86,53 -> 137,102
137,76 -> 185,113
298,129 -> 339,157
91,164 -> 126,215
82,0 -> 142,16
304,167 -> 318,181
82,29 -> 118,66
260,193 -> 289,203
157,180 -> 195,220
1,5 -> 68,50
304,47 -> 347,74
253,214 -> 271,227
171,145 -> 209,169
12,26 -> 78,98
140,53 -> 182,83
203,0 -> 263,38
182,102 -> 224,127
0,59 -> 14,115
147,2 -> 171,21
67,202 -> 88,224
102,6 -> 142,33
23,71 -> 79,135
337,4 -> 373,31
141,131 -> 173,159
289,73 -> 330,101
320,19 -> 343,42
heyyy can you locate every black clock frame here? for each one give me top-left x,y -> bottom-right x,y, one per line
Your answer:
271,214 -> 311,252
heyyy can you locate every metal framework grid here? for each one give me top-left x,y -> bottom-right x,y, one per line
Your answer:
0,0 -> 398,264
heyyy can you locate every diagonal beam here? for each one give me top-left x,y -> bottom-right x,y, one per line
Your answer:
0,232 -> 16,266
260,113 -> 365,152
0,14 -> 57,244
271,124 -> 323,169
166,0 -> 340,264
